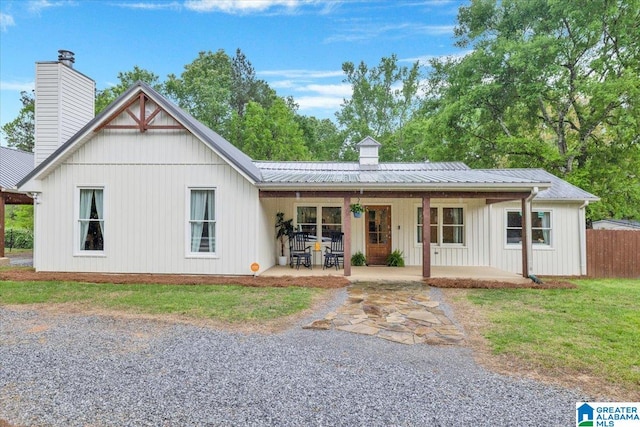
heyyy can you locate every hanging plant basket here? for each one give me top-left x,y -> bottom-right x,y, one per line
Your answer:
350,203 -> 365,218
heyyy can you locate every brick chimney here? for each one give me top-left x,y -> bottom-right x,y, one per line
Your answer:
34,50 -> 95,166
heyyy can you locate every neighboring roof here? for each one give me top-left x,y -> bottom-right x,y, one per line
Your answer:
484,169 -> 599,201
592,219 -> 640,230
0,146 -> 34,190
18,81 -> 262,188
255,161 -> 552,190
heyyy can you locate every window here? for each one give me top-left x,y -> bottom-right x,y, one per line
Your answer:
321,207 -> 342,239
79,188 -> 104,251
506,210 -> 551,245
296,205 -> 341,241
189,189 -> 215,253
417,207 -> 438,244
417,206 -> 464,245
442,207 -> 464,244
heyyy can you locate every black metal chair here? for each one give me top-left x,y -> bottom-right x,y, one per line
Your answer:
323,232 -> 344,270
289,232 -> 312,269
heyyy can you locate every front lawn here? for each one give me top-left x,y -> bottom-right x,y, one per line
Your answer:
0,281 -> 323,322
464,279 -> 640,399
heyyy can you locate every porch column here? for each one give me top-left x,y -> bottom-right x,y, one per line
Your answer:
343,196 -> 351,276
0,193 -> 5,258
521,197 -> 530,278
422,196 -> 431,278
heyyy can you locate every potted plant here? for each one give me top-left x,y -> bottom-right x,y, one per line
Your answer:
275,212 -> 294,266
351,251 -> 367,266
385,249 -> 405,267
350,202 -> 365,218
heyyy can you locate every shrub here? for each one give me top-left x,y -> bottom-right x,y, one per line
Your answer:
385,249 -> 405,267
351,251 -> 367,266
4,228 -> 33,250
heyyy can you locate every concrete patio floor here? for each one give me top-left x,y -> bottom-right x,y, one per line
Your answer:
261,264 -> 532,284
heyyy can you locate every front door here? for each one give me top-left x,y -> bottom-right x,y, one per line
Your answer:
365,206 -> 391,265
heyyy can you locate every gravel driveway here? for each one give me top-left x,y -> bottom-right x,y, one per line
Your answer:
0,290 -> 587,426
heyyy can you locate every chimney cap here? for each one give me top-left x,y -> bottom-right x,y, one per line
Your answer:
57,49 -> 75,67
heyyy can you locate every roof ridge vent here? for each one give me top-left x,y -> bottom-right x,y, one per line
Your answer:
356,136 -> 381,169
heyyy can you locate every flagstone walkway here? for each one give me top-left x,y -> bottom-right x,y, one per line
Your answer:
304,282 -> 465,345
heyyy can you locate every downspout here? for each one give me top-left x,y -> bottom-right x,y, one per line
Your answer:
525,187 -> 538,280
578,200 -> 589,276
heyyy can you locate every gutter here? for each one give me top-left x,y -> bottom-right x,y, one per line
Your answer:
578,200 -> 589,276
525,187 -> 538,282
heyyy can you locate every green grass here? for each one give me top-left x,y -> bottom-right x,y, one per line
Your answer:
466,279 -> 640,393
0,281 -> 321,322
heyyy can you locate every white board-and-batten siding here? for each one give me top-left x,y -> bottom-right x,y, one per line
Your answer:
489,201 -> 585,276
34,62 -> 95,166
33,127 -> 261,275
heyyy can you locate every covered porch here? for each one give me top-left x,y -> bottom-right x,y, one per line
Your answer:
260,265 -> 533,284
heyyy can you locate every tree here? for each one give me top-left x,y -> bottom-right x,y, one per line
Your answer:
336,55 -> 421,161
295,115 -> 342,160
230,48 -> 274,118
238,98 -> 310,161
420,0 -> 640,219
165,50 -> 234,136
1,91 -> 34,152
95,66 -> 163,113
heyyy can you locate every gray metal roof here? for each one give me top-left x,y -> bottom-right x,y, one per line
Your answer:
483,169 -> 599,201
255,161 -> 550,188
254,161 -> 470,172
0,146 -> 34,190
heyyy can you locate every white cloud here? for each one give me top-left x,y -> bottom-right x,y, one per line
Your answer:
325,21 -> 455,43
0,81 -> 35,92
296,95 -> 344,110
27,0 -> 75,14
259,69 -> 343,79
0,13 -> 15,32
184,0 -> 302,13
115,1 -> 182,10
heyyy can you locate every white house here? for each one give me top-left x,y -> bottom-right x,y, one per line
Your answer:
18,52 -> 598,278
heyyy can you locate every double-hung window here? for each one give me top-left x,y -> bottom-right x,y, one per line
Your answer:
78,188 -> 104,252
417,206 -> 464,245
189,188 -> 216,254
506,210 -> 551,246
296,205 -> 342,241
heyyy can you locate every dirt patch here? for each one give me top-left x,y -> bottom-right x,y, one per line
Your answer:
425,277 -> 576,289
0,269 -> 350,289
439,288 -> 638,401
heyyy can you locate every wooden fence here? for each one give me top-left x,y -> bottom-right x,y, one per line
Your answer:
586,229 -> 640,278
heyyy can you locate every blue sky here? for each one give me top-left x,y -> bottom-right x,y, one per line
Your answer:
0,0 -> 468,145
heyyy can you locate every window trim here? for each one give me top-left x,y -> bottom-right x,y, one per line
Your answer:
294,203 -> 342,244
416,204 -> 466,247
74,186 -> 106,257
186,186 -> 218,258
505,209 -> 553,248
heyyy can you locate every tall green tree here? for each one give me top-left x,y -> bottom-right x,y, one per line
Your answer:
1,91 -> 34,152
336,54 -> 421,160
238,98 -> 310,161
95,66 -> 163,113
420,0 -> 640,219
295,115 -> 342,160
165,50 -> 234,136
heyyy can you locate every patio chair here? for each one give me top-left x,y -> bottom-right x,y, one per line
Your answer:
289,232 -> 312,270
323,232 -> 344,270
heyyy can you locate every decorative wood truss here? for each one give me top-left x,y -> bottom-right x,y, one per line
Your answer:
95,92 -> 185,133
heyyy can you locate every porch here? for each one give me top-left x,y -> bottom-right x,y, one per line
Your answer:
260,265 -> 532,284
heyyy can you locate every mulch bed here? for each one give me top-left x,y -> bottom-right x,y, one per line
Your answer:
425,278 -> 577,289
0,270 -> 350,289
0,268 -> 577,290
